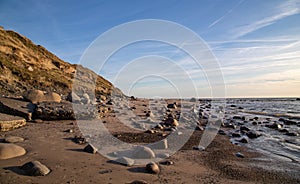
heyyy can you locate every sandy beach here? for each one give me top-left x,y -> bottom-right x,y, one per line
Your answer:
1,99 -> 299,184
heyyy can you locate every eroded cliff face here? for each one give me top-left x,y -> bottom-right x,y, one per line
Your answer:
0,27 -> 122,98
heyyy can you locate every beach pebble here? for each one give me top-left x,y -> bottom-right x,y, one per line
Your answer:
267,122 -> 282,130
115,157 -> 135,166
132,146 -> 155,159
0,143 -> 26,159
240,126 -> 250,132
235,152 -> 245,158
64,129 -> 73,133
159,160 -> 174,166
218,130 -> 226,135
21,160 -> 50,176
129,180 -> 148,184
193,146 -> 205,151
4,136 -> 24,143
83,144 -> 98,154
146,162 -> 160,174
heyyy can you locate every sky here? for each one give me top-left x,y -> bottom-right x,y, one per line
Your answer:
1,0 -> 300,98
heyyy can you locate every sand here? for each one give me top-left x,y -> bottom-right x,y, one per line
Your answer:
0,98 -> 299,184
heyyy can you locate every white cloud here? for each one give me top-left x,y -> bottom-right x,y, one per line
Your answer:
231,0 -> 300,38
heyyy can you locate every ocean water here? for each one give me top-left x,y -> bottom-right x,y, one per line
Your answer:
224,98 -> 300,164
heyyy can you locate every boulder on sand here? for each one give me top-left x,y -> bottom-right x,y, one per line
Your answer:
146,162 -> 160,174
21,160 -> 51,176
0,143 -> 26,159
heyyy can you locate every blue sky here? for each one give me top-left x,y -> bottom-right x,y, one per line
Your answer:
1,0 -> 300,98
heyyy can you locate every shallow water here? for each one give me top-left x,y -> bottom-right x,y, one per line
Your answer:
223,98 -> 300,164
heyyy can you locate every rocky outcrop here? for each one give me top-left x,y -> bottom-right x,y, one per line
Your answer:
34,101 -> 98,120
0,113 -> 26,131
0,97 -> 34,120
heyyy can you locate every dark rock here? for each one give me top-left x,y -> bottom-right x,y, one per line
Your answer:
240,126 -> 250,132
84,144 -> 98,154
235,152 -> 245,158
21,160 -> 50,176
278,128 -> 289,133
252,121 -> 257,125
193,146 -> 205,151
266,122 -> 282,130
129,180 -> 148,184
246,131 -> 261,139
238,137 -> 249,143
285,132 -> 299,136
218,130 -> 226,135
224,123 -> 236,129
284,120 -> 297,125
233,116 -> 242,120
231,132 -> 241,138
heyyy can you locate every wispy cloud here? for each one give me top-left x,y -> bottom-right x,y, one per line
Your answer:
208,0 -> 245,28
231,0 -> 300,39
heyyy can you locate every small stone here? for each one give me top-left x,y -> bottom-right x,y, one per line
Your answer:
115,157 -> 135,166
4,136 -> 24,143
240,126 -> 250,132
145,129 -> 155,134
0,143 -> 26,159
129,180 -> 148,184
146,162 -> 160,174
159,160 -> 174,166
83,144 -> 98,154
21,160 -> 50,176
64,129 -> 73,133
235,152 -> 245,158
193,146 -> 205,151
218,130 -> 226,135
246,131 -> 261,139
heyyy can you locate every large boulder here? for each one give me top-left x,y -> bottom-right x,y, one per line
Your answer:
21,160 -> 51,176
44,92 -> 61,103
24,89 -> 61,103
0,143 -> 26,159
